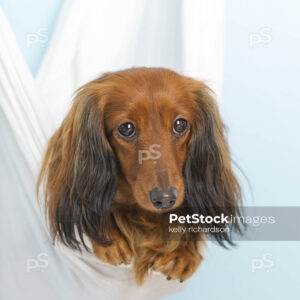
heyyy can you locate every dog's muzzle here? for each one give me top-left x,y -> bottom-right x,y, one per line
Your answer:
149,186 -> 177,209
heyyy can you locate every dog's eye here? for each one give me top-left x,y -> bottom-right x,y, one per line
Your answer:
173,118 -> 188,135
118,122 -> 136,139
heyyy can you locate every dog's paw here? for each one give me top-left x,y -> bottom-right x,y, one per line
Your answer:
92,232 -> 132,266
152,248 -> 202,282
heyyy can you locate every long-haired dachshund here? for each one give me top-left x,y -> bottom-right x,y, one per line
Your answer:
38,67 -> 241,284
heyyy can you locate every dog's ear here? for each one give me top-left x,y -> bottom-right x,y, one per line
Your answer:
38,77 -> 117,250
184,80 -> 242,246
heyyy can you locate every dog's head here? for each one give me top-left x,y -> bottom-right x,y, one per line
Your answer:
38,67 -> 241,249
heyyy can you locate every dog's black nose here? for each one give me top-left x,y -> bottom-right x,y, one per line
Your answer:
149,186 -> 177,209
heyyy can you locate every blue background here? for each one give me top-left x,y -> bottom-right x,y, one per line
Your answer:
1,0 -> 299,299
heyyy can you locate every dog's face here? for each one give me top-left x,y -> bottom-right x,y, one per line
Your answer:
104,72 -> 196,212
38,67 -> 241,249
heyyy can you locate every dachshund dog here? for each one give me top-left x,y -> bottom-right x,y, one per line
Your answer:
38,67 -> 241,284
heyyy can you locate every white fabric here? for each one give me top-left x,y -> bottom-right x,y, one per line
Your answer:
0,1 -> 224,299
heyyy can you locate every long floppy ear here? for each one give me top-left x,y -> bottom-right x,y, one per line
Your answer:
37,79 -> 117,250
184,80 -> 242,246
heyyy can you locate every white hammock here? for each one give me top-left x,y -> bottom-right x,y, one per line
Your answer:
0,1 -> 223,299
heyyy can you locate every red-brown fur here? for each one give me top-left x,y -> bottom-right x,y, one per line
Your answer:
38,67 -> 241,284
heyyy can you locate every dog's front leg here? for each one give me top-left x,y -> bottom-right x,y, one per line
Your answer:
91,224 -> 132,266
152,241 -> 203,282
